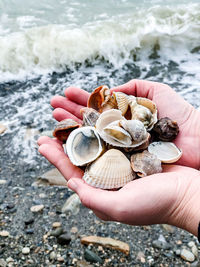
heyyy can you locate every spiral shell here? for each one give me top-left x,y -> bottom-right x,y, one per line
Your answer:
83,149 -> 136,189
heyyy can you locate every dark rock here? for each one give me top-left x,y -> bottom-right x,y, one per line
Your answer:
84,248 -> 103,264
24,217 -> 34,225
57,233 -> 71,245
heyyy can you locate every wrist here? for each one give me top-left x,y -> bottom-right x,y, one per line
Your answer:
168,171 -> 200,237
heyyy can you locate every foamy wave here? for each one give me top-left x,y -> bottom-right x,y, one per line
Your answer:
0,3 -> 200,81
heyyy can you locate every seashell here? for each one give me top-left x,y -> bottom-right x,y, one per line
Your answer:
131,150 -> 162,177
66,126 -> 104,166
53,119 -> 81,142
83,149 -> 136,189
112,92 -> 130,116
87,85 -> 117,113
152,117 -> 179,141
148,141 -> 182,163
80,107 -> 100,127
128,97 -> 157,131
103,120 -> 132,146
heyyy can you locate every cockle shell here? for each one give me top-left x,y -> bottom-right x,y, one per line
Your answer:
87,85 -> 117,113
83,149 -> 136,189
53,119 -> 81,142
66,126 -> 104,166
148,141 -> 182,163
129,97 -> 157,131
80,107 -> 100,127
131,150 -> 162,177
112,92 -> 130,116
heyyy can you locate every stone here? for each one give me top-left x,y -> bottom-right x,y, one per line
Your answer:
191,245 -> 198,258
49,251 -> 56,260
49,227 -> 63,237
81,235 -> 130,255
52,222 -> 61,228
162,224 -> 175,233
188,241 -> 196,248
0,230 -> 9,237
136,251 -> 146,263
22,247 -> 30,255
30,204 -> 44,212
84,249 -> 103,264
0,259 -> 6,267
57,256 -> 64,262
152,240 -> 171,250
25,228 -> 34,234
39,168 -> 67,186
24,217 -> 34,225
181,248 -> 195,262
0,123 -> 7,134
0,180 -> 7,185
62,193 -> 81,215
57,233 -> 71,245
70,226 -> 78,234
76,260 -> 93,267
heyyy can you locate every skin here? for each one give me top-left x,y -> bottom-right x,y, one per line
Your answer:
37,79 -> 200,237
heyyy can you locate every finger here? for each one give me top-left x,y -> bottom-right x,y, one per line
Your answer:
52,108 -> 82,123
38,144 -> 84,180
51,96 -> 84,119
37,136 -> 63,151
67,178 -> 118,218
65,87 -> 90,106
162,164 -> 200,175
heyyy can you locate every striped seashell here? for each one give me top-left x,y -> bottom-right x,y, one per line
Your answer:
83,149 -> 136,189
112,92 -> 131,116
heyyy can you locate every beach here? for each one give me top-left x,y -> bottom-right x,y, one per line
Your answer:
0,0 -> 200,265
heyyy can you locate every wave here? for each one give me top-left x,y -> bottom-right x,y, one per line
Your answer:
0,3 -> 200,81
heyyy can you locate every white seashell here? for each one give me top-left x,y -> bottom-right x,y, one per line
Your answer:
66,126 -> 104,166
148,141 -> 182,163
103,120 -> 132,146
119,119 -> 149,145
83,149 -> 136,189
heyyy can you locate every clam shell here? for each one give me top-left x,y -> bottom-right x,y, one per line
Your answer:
83,149 -> 136,189
66,126 -> 104,166
103,121 -> 132,146
80,107 -> 100,127
53,119 -> 81,142
148,141 -> 182,163
131,150 -> 162,177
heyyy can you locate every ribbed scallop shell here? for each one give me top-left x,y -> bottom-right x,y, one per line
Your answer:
112,92 -> 130,116
83,149 -> 136,189
148,141 -> 182,163
66,126 -> 104,166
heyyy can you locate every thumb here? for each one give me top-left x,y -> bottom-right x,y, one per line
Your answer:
67,178 -> 117,216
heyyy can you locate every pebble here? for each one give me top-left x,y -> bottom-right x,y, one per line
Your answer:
84,248 -> 103,264
24,217 -> 34,225
136,251 -> 146,263
30,204 -> 44,212
70,226 -> 78,234
52,222 -> 61,228
49,251 -> 56,260
0,230 -> 9,237
180,248 -> 195,262
0,259 -> 6,267
191,245 -> 198,258
22,247 -> 30,255
0,123 -> 7,134
49,227 -> 63,237
57,233 -> 71,245
188,241 -> 196,248
0,179 -> 7,185
61,193 -> 81,215
162,224 -> 175,233
152,240 -> 171,250
25,228 -> 34,234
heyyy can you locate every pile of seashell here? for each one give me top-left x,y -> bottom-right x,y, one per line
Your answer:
53,85 -> 182,189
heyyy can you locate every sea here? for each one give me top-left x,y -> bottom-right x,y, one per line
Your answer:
0,0 -> 200,177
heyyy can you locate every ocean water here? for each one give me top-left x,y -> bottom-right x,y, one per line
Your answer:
0,0 -> 200,174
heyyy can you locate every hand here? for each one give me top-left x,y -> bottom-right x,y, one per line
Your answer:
67,165 -> 200,237
111,80 -> 200,169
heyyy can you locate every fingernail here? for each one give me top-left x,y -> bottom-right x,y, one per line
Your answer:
67,179 -> 78,191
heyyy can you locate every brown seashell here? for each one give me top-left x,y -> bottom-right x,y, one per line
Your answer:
53,119 -> 81,142
152,117 -> 179,141
87,85 -> 117,113
80,107 -> 100,127
83,149 -> 136,189
131,150 -> 162,177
